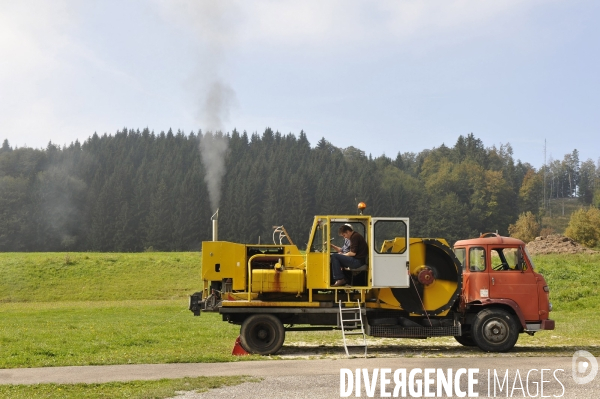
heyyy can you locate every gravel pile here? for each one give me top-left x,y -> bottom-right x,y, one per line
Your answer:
525,235 -> 598,255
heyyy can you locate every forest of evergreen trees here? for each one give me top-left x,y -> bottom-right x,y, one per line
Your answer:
0,129 -> 598,252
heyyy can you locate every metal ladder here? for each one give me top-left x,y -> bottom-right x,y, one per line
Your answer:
338,300 -> 367,357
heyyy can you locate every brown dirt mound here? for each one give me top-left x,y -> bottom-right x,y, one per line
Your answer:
526,234 -> 598,255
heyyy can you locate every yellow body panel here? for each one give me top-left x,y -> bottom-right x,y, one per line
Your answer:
251,269 -> 305,294
201,241 -> 305,293
283,246 -> 305,269
306,252 -> 329,289
226,292 -> 258,300
423,280 -> 459,310
374,288 -> 401,307
202,241 -> 247,290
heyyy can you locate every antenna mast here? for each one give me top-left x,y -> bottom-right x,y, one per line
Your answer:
543,139 -> 547,210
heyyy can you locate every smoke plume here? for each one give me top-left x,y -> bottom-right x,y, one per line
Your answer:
199,130 -> 228,213
198,78 -> 236,212
202,80 -> 236,133
159,2 -> 240,213
158,2 -> 244,213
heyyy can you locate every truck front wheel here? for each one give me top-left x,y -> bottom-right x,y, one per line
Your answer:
471,309 -> 519,352
240,314 -> 285,355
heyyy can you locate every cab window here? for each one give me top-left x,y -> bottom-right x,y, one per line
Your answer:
469,247 -> 486,272
490,247 -> 528,271
308,219 -> 328,253
373,220 -> 407,254
454,248 -> 466,270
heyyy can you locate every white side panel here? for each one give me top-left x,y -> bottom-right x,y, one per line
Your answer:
370,217 -> 410,288
371,254 -> 410,287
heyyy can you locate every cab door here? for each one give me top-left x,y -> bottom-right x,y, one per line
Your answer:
461,245 -> 491,303
305,217 -> 330,289
488,246 -> 539,321
370,218 -> 410,288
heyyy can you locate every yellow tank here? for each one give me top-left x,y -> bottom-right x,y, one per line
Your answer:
251,269 -> 305,294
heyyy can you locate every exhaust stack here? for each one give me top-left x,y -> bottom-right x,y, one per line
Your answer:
211,209 -> 219,241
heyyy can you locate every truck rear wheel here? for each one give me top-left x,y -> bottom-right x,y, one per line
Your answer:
240,314 -> 285,355
472,309 -> 519,352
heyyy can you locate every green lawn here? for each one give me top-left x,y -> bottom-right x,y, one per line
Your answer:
0,252 -> 200,302
0,300 -> 248,369
533,253 -> 600,312
1,252 -> 599,366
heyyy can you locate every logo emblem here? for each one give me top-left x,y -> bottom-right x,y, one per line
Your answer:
572,350 -> 598,384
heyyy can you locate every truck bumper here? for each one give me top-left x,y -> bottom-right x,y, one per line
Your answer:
541,319 -> 555,330
525,319 -> 555,332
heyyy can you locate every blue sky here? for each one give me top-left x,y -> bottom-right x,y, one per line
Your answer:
1,0 -> 598,169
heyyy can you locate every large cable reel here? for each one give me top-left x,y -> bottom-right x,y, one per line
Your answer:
377,238 -> 462,316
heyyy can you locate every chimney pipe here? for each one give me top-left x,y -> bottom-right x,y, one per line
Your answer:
211,209 -> 219,241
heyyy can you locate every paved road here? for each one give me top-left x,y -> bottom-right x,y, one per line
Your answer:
1,357 -> 597,398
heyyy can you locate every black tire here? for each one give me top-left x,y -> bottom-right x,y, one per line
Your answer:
471,308 -> 520,352
240,314 -> 285,355
454,334 -> 477,347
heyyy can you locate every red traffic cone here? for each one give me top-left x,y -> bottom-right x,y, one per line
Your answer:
232,336 -> 250,356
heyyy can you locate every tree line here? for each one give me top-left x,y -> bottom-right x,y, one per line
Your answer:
0,130 -> 598,252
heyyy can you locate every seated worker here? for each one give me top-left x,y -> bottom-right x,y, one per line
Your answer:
331,223 -> 352,254
331,224 -> 368,286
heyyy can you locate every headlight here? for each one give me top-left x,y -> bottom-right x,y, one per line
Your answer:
548,302 -> 553,312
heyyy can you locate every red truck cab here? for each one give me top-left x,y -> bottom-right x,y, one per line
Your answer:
453,233 -> 554,351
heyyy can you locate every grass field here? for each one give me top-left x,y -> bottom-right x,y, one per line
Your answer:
1,251 -> 599,396
0,252 -> 253,398
0,252 -> 199,302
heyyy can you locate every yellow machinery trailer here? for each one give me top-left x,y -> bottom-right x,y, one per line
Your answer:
190,211 -> 553,354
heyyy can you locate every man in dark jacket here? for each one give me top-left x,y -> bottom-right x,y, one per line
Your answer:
331,223 -> 352,254
330,224 -> 368,286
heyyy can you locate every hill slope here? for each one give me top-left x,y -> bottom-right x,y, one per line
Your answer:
0,252 -> 201,302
